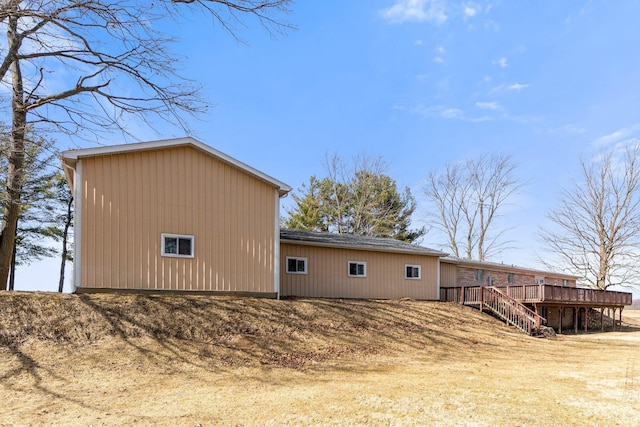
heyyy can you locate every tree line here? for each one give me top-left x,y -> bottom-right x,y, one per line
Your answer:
1,2 -> 639,293
285,146 -> 640,292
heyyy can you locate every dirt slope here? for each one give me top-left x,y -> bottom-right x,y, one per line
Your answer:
0,292 -> 529,369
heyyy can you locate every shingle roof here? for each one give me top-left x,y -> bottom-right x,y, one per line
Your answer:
441,256 -> 579,279
280,228 -> 447,256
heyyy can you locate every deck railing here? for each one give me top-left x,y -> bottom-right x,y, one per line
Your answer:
440,286 -> 545,335
441,284 -> 632,306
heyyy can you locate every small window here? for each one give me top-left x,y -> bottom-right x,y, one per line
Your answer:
474,269 -> 484,282
535,276 -> 545,285
562,279 -> 568,287
507,273 -> 515,284
161,233 -> 194,258
348,261 -> 366,277
286,257 -> 307,274
405,265 -> 421,280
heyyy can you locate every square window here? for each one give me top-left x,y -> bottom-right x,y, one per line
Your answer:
348,261 -> 366,277
474,269 -> 484,282
405,265 -> 421,279
286,257 -> 307,274
161,233 -> 194,258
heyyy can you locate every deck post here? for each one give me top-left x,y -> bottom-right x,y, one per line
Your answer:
479,286 -> 483,313
600,308 -> 604,331
584,307 -> 588,333
461,287 -> 465,305
558,307 -> 562,334
620,307 -> 623,330
574,307 -> 578,334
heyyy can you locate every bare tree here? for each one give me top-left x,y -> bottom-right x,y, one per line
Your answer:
423,153 -> 521,260
539,145 -> 640,290
0,1 -> 292,289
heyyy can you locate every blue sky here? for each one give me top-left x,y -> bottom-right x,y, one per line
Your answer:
16,0 -> 640,292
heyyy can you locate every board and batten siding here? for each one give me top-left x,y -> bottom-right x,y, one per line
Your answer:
280,243 -> 440,300
79,146 -> 278,293
439,262 -> 457,288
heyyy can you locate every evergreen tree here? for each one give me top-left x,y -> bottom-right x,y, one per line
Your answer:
285,154 -> 424,243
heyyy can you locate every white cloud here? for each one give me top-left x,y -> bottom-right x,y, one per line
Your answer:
379,0 -> 447,24
592,124 -> 640,148
493,57 -> 508,68
415,39 -> 425,46
508,83 -> 529,91
492,82 -> 529,93
463,3 -> 478,20
441,108 -> 463,119
475,101 -> 502,111
433,56 -> 445,63
412,104 -> 493,122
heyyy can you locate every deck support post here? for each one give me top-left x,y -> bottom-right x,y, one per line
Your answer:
461,287 -> 465,305
558,307 -> 562,334
479,286 -> 483,313
620,307 -> 623,330
600,308 -> 604,331
574,307 -> 578,334
584,307 -> 587,333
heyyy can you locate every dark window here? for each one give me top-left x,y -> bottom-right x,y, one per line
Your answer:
507,273 -> 515,284
348,261 -> 366,277
405,265 -> 421,279
286,257 -> 307,274
162,234 -> 194,258
474,269 -> 484,282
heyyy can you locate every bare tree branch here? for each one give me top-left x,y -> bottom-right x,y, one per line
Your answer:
539,145 -> 640,290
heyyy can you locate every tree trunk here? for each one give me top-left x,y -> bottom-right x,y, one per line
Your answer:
0,14 -> 27,290
59,196 -> 73,293
8,239 -> 16,291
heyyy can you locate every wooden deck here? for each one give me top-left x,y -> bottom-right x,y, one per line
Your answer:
440,284 -> 632,307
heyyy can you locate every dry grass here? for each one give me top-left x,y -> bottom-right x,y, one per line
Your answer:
1,292 -> 639,426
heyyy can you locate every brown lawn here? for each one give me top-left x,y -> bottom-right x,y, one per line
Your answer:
1,293 -> 639,426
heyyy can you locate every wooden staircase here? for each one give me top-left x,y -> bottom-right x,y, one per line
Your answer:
442,286 -> 546,335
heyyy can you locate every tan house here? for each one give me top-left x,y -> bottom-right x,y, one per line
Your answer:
61,138 -> 632,334
61,137 -> 291,296
280,229 -> 446,300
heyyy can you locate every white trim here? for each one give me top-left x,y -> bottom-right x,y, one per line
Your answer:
161,233 -> 195,258
274,190 -> 281,298
436,259 -> 441,299
285,257 -> 308,274
348,261 -> 367,278
72,162 -> 82,292
61,137 -> 292,196
405,264 -> 422,280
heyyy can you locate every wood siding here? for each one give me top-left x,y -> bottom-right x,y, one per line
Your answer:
280,243 -> 440,300
440,262 -> 457,287
79,146 -> 278,292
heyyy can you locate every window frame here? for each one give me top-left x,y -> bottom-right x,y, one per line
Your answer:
507,273 -> 515,284
285,256 -> 308,274
405,264 -> 422,280
348,261 -> 367,278
161,233 -> 195,259
474,268 -> 484,283
562,279 -> 569,287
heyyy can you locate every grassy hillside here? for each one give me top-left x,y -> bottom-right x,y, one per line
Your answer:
2,293 -> 639,426
0,292 -> 525,369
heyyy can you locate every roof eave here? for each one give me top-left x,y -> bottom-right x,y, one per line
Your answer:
280,238 -> 446,257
